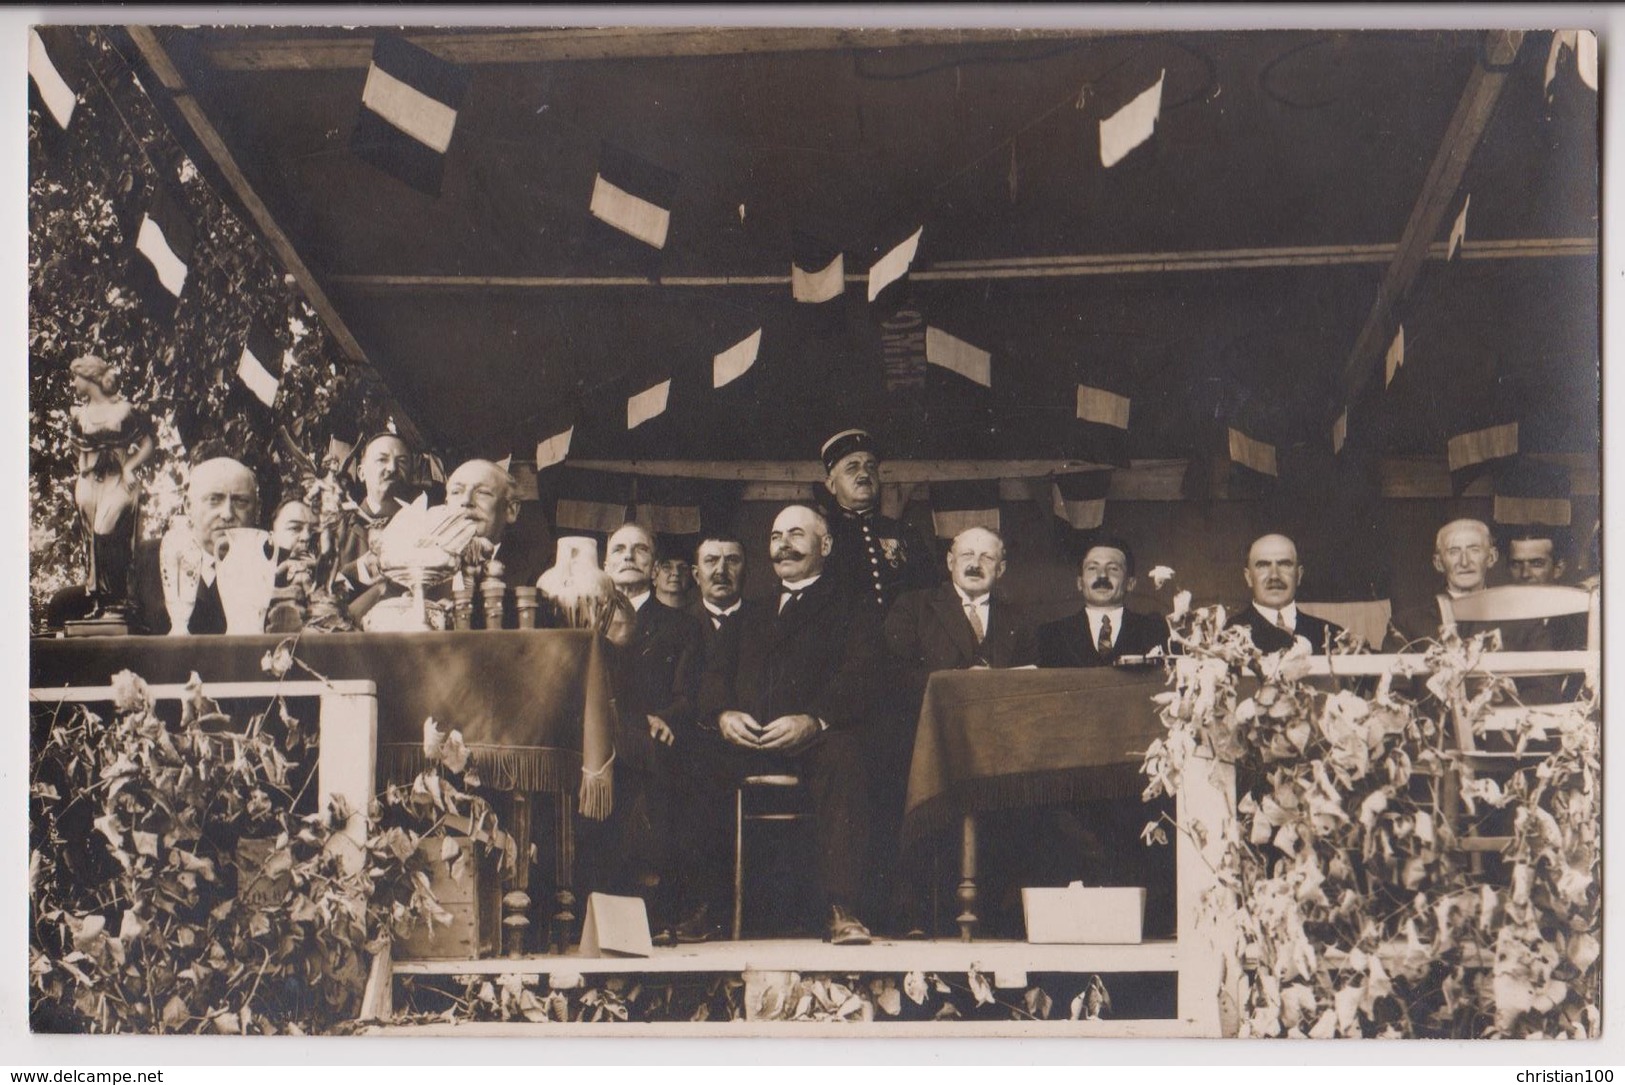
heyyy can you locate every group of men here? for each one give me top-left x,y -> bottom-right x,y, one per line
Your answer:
122,428 -> 1591,948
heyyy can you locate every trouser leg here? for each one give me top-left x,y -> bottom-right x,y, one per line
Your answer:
801,728 -> 870,913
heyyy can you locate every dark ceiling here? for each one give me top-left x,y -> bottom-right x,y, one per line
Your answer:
139,26 -> 1599,467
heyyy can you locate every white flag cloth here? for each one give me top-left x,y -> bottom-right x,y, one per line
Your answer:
362,62 -> 458,153
136,214 -> 189,298
792,253 -> 845,303
925,327 -> 992,387
1228,427 -> 1278,477
535,427 -> 574,470
713,329 -> 762,388
1100,70 -> 1164,168
236,345 -> 283,408
627,380 -> 671,429
1447,422 -> 1517,472
1385,325 -> 1405,388
1051,484 -> 1106,530
1332,409 -> 1348,455
28,30 -> 76,129
1076,385 -> 1132,429
1448,195 -> 1469,260
867,227 -> 923,301
591,175 -> 672,250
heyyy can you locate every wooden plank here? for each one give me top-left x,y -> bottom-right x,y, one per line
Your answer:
367,1017 -> 1205,1038
197,27 -> 1106,71
1340,30 -> 1525,405
123,26 -> 427,450
30,678 -> 376,701
569,458 -> 1108,484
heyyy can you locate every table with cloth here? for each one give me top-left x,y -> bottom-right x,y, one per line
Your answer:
902,666 -> 1171,940
30,630 -> 617,915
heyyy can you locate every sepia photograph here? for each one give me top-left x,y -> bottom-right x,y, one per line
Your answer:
21,10 -> 1603,1049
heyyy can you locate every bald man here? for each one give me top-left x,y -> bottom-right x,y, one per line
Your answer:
134,457 -> 260,635
1225,533 -> 1343,654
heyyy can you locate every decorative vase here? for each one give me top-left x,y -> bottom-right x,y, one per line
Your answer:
535,536 -> 616,629
214,528 -> 276,635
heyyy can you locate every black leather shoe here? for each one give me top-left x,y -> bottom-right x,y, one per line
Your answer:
827,904 -> 872,946
673,903 -> 724,944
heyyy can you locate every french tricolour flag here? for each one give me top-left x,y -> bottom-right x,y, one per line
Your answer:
351,34 -> 471,197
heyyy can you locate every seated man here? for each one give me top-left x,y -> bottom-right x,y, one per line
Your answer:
265,498 -> 319,633
1225,533 -> 1344,654
1037,538 -> 1169,666
696,504 -> 884,944
1389,518 -> 1500,648
687,532 -> 756,660
330,432 -> 419,602
133,457 -> 260,635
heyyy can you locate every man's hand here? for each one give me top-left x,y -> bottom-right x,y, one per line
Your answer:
718,710 -> 762,748
756,713 -> 821,751
647,715 -> 675,747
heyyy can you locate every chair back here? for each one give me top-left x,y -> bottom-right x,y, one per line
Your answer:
1443,584 -> 1594,627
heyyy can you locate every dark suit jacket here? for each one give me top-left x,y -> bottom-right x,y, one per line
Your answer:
885,584 -> 1037,699
1036,606 -> 1169,668
131,539 -> 226,636
616,598 -> 704,731
1226,604 -> 1344,655
699,574 -> 884,731
686,598 -> 762,671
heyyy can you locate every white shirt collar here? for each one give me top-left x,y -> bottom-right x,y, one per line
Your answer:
1253,601 -> 1299,627
627,590 -> 652,612
953,585 -> 991,608
704,599 -> 742,618
781,574 -> 821,592
1083,605 -> 1124,643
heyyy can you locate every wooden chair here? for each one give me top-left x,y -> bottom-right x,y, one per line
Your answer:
732,774 -> 810,940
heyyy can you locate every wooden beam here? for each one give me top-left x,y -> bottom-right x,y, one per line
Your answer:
196,26 -> 1106,71
1340,29 -> 1525,404
124,25 -> 427,449
326,237 -> 1595,293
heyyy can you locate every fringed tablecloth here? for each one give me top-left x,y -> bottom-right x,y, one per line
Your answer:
902,666 -> 1170,846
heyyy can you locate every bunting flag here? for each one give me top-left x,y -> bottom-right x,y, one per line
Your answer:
554,470 -> 634,535
129,186 -> 195,318
351,34 -> 471,197
1546,30 -> 1599,97
1051,470 -> 1111,531
627,379 -> 671,429
28,29 -> 77,129
924,327 -> 992,387
1228,427 -> 1278,477
591,142 -> 677,250
929,480 -> 1001,539
1447,420 -> 1518,494
236,321 -> 286,409
1073,383 -> 1132,466
713,329 -> 762,388
1447,195 -> 1469,260
326,436 -> 354,469
1384,326 -> 1405,388
867,226 -> 923,302
631,475 -> 703,538
535,426 -> 574,470
1332,409 -> 1348,455
1493,458 -> 1570,526
495,455 -> 513,473
1100,70 -> 1164,168
791,231 -> 845,303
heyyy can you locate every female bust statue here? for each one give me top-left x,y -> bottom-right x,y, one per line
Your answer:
67,354 -> 154,617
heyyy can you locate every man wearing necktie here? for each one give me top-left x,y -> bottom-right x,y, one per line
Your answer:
1036,538 -> 1170,667
817,429 -> 938,614
697,504 -> 883,945
1226,533 -> 1343,654
134,457 -> 260,635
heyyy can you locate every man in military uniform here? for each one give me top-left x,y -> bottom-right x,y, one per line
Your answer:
818,429 -> 938,613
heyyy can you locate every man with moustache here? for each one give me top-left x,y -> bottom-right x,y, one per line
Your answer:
1389,518 -> 1502,648
134,457 -> 260,635
1037,538 -> 1170,667
818,429 -> 938,614
1225,533 -> 1343,654
330,432 -> 418,602
602,522 -> 705,752
696,504 -> 883,944
687,532 -> 754,661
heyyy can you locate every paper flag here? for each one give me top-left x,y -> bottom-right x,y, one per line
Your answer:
591,143 -> 677,250
1051,471 -> 1111,530
627,379 -> 671,429
1384,325 -> 1405,388
1100,70 -> 1164,168
236,327 -> 284,409
792,231 -> 845,303
1578,30 -> 1599,90
351,34 -> 470,196
867,226 -> 923,302
1332,409 -> 1348,455
535,426 -> 574,470
1076,385 -> 1131,429
713,329 -> 762,388
925,327 -> 992,387
1448,195 -> 1469,260
1447,421 -> 1517,473
557,499 -> 633,534
1228,427 -> 1278,477
134,189 -> 195,304
28,29 -> 76,129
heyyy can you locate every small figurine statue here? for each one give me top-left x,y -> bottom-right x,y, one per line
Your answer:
67,354 -> 154,620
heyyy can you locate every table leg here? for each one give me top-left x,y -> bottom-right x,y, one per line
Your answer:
553,789 -> 577,953
956,813 -> 978,942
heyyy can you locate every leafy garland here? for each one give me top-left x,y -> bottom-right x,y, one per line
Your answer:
1141,604 -> 1600,1038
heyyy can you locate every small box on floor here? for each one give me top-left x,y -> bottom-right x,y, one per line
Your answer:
1022,883 -> 1145,944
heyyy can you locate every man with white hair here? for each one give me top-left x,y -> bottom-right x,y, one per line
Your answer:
1389,518 -> 1499,648
134,457 -> 260,635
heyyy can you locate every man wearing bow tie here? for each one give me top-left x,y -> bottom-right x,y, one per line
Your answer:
1226,533 -> 1343,654
1037,538 -> 1169,667
134,457 -> 260,635
818,429 -> 938,614
696,504 -> 884,945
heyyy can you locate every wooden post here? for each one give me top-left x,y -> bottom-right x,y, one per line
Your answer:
319,689 -> 377,874
1175,751 -> 1237,1037
956,813 -> 979,943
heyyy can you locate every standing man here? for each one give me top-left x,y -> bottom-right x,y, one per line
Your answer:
697,504 -> 884,945
818,429 -> 938,613
331,432 -> 418,601
1225,533 -> 1344,654
134,457 -> 261,636
1037,538 -> 1169,667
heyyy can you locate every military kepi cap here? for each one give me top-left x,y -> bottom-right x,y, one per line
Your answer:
821,429 -> 879,473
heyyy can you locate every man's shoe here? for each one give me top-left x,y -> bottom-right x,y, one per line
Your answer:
673,903 -> 723,944
827,904 -> 872,946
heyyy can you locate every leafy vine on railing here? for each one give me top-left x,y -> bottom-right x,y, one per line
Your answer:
1140,605 -> 1600,1038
